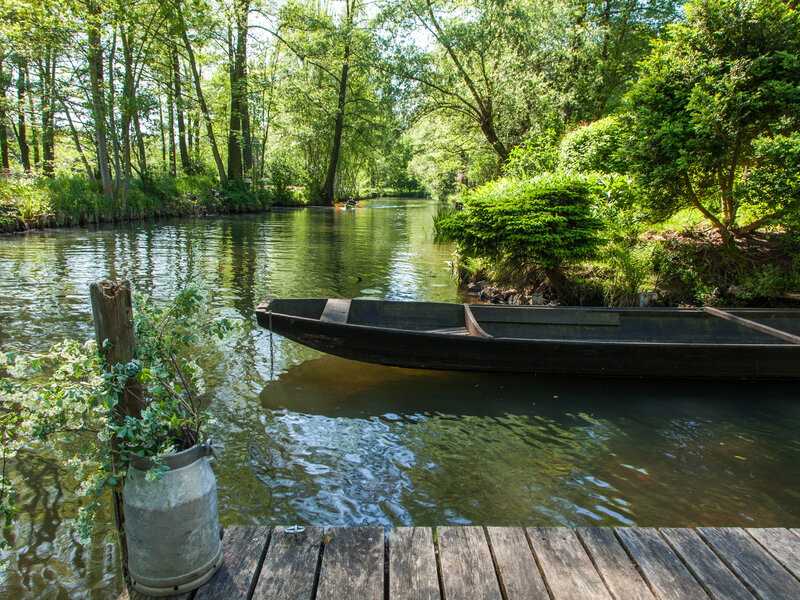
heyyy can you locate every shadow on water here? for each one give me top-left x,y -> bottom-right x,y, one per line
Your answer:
260,354 -> 800,420
252,355 -> 800,531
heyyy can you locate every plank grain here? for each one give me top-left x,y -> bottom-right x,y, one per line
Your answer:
251,526 -> 323,600
527,527 -> 611,600
616,527 -> 709,600
437,526 -> 502,600
389,527 -> 440,600
699,527 -> 800,600
747,528 -> 800,580
194,525 -> 269,600
486,527 -> 549,600
660,528 -> 754,600
577,527 -> 654,600
315,526 -> 384,600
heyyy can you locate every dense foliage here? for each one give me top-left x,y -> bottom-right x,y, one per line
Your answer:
0,0 -> 682,222
432,0 -> 800,306
623,0 -> 800,242
438,176 -> 603,278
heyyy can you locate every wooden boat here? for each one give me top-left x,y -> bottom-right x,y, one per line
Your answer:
256,298 -> 800,379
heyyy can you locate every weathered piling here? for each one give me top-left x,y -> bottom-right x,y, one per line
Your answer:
90,279 -> 141,593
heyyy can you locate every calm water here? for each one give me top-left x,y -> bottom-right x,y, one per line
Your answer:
0,198 -> 799,599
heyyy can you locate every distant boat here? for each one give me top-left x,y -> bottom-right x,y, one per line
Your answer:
256,298 -> 800,380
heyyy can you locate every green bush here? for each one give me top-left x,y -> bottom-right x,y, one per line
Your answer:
503,131 -> 560,179
0,178 -> 52,219
742,133 -> 800,230
268,160 -> 297,206
437,176 -> 604,278
558,117 -> 628,174
603,241 -> 659,306
736,263 -> 800,301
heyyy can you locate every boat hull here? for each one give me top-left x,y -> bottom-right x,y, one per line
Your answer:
257,300 -> 800,380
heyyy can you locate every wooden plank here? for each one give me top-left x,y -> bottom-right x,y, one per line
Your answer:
389,527 -> 440,600
251,526 -> 323,600
703,306 -> 800,344
577,528 -> 655,600
698,527 -> 800,600
316,526 -> 384,600
747,528 -> 800,580
464,305 -> 492,338
437,526 -> 502,600
194,526 -> 269,600
616,528 -> 709,600
320,299 -> 351,323
527,527 -> 611,600
486,527 -> 548,600
661,528 -> 755,600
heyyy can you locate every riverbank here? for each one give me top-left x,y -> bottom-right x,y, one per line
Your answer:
457,229 -> 800,309
0,175 -> 303,234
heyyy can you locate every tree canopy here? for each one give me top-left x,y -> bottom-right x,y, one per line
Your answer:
624,0 -> 800,242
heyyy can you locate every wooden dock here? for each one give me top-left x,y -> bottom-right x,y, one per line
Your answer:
124,526 -> 800,600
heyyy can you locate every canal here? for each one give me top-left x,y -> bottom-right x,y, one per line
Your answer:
1,198 -> 798,599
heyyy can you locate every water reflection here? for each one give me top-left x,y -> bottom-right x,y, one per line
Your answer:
252,355 -> 800,529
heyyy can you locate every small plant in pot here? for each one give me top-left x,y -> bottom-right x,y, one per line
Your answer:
0,282 -> 242,595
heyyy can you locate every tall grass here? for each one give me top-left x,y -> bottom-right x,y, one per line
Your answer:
431,202 -> 458,237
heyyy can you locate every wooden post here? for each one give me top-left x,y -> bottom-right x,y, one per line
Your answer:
90,279 -> 144,418
89,279 -> 141,594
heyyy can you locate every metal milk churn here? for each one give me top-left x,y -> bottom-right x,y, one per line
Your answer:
123,440 -> 223,596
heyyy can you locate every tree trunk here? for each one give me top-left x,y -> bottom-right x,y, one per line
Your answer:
60,97 -> 94,180
87,1 -> 114,198
27,78 -> 40,171
238,1 -> 252,174
172,45 -> 190,172
108,32 -> 122,201
322,46 -> 350,205
194,116 -> 200,157
16,57 -> 31,172
227,26 -> 243,181
227,1 -> 250,181
133,108 -> 147,173
478,112 -> 509,166
39,50 -> 57,177
167,81 -> 176,177
179,8 -> 227,185
421,0 -> 509,165
120,25 -> 136,209
0,58 -> 9,170
0,105 -> 8,170
158,94 -> 167,168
